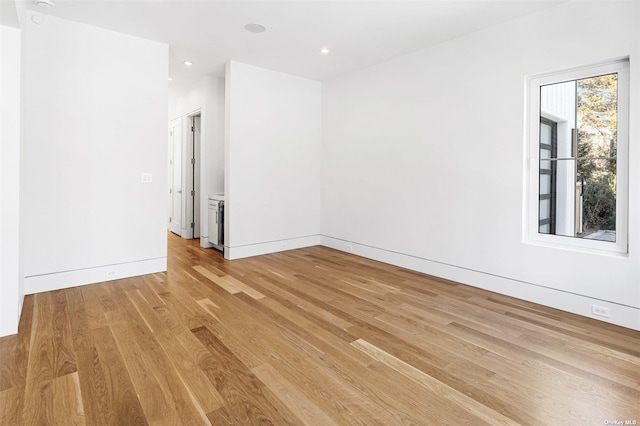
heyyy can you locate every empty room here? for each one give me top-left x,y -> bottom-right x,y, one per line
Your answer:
0,0 -> 638,424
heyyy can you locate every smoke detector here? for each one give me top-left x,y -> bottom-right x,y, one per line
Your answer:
34,0 -> 55,8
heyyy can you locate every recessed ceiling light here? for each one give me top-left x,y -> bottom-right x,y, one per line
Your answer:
244,23 -> 267,33
183,61 -> 193,67
320,47 -> 330,55
168,77 -> 173,81
34,0 -> 55,8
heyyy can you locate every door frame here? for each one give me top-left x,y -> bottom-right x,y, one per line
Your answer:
184,109 -> 202,239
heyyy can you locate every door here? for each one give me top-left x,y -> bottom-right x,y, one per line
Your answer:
168,118 -> 182,235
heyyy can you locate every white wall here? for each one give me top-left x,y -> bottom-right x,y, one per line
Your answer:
225,61 -> 322,259
22,12 -> 168,293
0,25 -> 23,337
203,76 -> 226,198
168,75 -> 225,245
321,2 -> 640,329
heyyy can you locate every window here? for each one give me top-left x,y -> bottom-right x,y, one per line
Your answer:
526,59 -> 629,254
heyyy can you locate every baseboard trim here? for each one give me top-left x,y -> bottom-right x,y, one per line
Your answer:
200,237 -> 213,248
25,257 -> 167,295
321,236 -> 640,331
225,235 -> 322,260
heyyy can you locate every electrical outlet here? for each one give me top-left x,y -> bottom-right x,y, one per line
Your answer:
346,245 -> 353,252
141,173 -> 153,183
592,305 -> 610,318
106,270 -> 117,279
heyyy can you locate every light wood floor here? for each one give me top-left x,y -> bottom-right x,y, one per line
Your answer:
1,233 -> 638,425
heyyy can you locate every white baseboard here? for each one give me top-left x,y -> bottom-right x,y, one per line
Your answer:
321,236 -> 640,331
225,235 -> 321,260
200,237 -> 213,248
25,257 -> 167,295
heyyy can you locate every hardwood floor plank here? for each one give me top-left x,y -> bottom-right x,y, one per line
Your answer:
91,326 -> 148,425
0,387 -> 23,425
51,290 -> 78,377
1,232 -> 637,424
155,327 -> 226,414
368,307 -> 576,424
449,322 -> 640,402
249,271 -> 354,330
157,290 -> 207,329
80,286 -> 109,330
191,325 -> 299,425
261,341 -> 425,425
107,320 -> 184,425
0,334 -> 21,392
196,262 -> 267,300
352,338 -> 513,425
251,363 -> 337,425
51,371 -> 86,425
22,297 -> 55,425
67,288 -> 116,426
505,310 -> 640,358
194,313 -> 266,370
138,275 -> 169,308
0,295 -> 33,394
125,288 -> 168,333
193,265 -> 240,294
218,274 -> 266,300
137,340 -> 211,425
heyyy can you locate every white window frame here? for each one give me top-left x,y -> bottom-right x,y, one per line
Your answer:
524,58 -> 629,255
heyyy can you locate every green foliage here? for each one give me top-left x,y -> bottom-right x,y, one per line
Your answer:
576,74 -> 617,182
582,175 -> 616,231
576,74 -> 618,233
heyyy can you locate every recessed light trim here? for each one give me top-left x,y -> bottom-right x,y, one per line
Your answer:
183,61 -> 193,67
244,23 -> 267,33
34,0 -> 55,7
320,47 -> 330,55
168,77 -> 173,81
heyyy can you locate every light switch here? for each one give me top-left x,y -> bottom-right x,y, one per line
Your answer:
141,173 -> 153,183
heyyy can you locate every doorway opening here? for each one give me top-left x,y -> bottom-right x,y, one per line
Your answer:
187,112 -> 202,239
167,111 -> 201,239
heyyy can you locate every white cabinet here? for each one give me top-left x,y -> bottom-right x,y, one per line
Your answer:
208,195 -> 224,251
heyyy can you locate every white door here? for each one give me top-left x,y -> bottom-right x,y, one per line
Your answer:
168,118 -> 182,235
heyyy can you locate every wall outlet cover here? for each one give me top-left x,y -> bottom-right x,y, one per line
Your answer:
592,305 -> 610,318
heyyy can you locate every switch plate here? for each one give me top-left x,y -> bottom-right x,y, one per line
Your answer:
141,173 -> 153,183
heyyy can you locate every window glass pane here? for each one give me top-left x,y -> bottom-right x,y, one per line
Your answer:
540,123 -> 552,145
538,72 -> 618,242
540,174 -> 551,194
577,74 -> 617,162
576,159 -> 616,242
539,199 -> 550,218
539,159 -> 552,170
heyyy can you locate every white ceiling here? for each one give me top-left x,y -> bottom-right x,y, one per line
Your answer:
1,0 -> 20,27
21,0 -> 566,84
